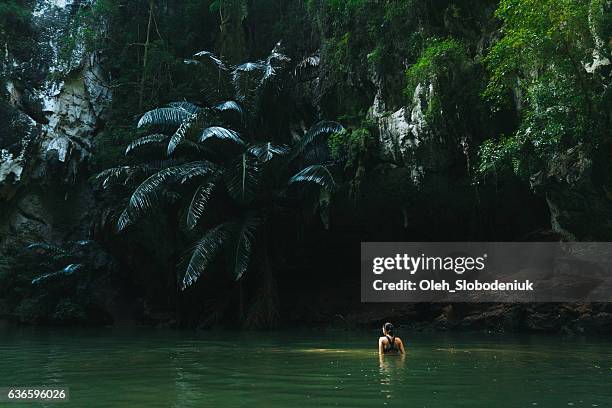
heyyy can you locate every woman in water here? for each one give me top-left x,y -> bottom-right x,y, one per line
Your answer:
378,322 -> 406,355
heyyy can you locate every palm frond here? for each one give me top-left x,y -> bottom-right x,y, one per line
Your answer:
167,112 -> 200,156
26,243 -> 67,255
187,54 -> 233,103
125,134 -> 168,155
232,215 -> 261,281
137,107 -> 192,128
262,63 -> 276,82
302,141 -> 333,165
186,179 -> 218,230
262,42 -> 290,82
267,41 -> 291,64
95,165 -> 149,189
248,142 -> 290,162
291,121 -> 344,159
294,54 -> 320,75
174,139 -> 206,155
225,153 -> 261,203
182,224 -> 231,289
231,62 -> 267,110
232,62 -> 267,75
117,209 -> 131,231
178,164 -> 220,184
192,50 -> 228,70
213,100 -> 244,116
119,161 -> 217,231
199,126 -> 245,146
288,164 -> 336,191
32,263 -> 82,285
167,101 -> 201,114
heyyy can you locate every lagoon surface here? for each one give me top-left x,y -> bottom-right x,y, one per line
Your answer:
0,328 -> 610,407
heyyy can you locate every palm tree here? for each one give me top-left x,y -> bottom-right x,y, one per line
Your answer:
96,43 -> 343,327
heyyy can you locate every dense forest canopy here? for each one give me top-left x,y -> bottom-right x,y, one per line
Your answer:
0,0 -> 610,330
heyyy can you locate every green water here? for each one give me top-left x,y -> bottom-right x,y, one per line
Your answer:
0,328 -> 610,407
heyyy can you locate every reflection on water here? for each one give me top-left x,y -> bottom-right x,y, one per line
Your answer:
0,328 -> 610,407
379,352 -> 406,373
378,353 -> 406,403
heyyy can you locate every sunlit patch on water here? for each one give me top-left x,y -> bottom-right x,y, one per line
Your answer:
297,348 -> 375,355
435,347 -> 551,356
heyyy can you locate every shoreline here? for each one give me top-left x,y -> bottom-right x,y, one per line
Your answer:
2,302 -> 611,336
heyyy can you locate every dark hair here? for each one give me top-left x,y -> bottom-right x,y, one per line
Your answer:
383,322 -> 394,335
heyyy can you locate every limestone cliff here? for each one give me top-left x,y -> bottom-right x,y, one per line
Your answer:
0,0 -> 111,248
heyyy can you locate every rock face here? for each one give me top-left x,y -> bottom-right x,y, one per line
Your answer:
0,0 -> 111,247
534,145 -> 612,241
0,0 -> 116,325
371,82 -> 436,187
366,72 -> 483,239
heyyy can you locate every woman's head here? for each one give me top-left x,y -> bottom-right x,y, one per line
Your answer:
382,322 -> 394,336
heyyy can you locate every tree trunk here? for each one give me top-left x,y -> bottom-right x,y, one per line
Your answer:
243,225 -> 279,329
216,0 -> 247,65
138,0 -> 154,111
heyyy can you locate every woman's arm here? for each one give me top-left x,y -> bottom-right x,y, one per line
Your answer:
398,338 -> 406,354
378,337 -> 385,354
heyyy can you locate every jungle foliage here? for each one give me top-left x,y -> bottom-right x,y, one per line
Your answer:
2,0 -> 611,328
97,45 -> 343,327
0,240 -> 114,324
478,0 -> 612,182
